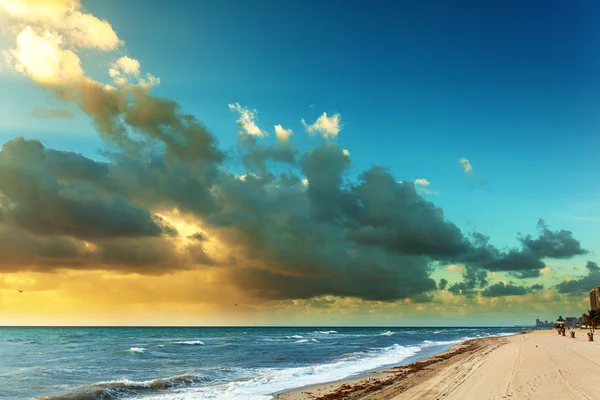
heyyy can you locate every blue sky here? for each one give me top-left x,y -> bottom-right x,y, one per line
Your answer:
0,0 -> 599,324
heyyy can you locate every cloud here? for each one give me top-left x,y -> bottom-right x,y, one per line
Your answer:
0,0 -> 121,51
0,0 -> 589,305
445,264 -> 465,273
108,56 -> 159,88
31,107 -> 72,119
346,169 -> 470,257
438,278 -> 448,290
228,103 -> 264,137
457,157 -> 486,184
445,221 -> 587,296
540,264 -> 553,275
0,138 -> 176,239
302,112 -> 341,138
519,219 -> 588,259
414,178 -> 430,186
481,281 -> 529,297
4,26 -> 84,86
2,1 -> 158,92
114,56 -> 140,75
447,264 -> 488,297
556,261 -> 600,295
0,0 -> 79,23
458,157 -> 472,173
274,125 -> 292,142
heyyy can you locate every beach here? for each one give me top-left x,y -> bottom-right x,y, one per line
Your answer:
278,329 -> 600,400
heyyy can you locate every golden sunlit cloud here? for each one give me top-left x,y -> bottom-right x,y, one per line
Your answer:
541,264 -> 553,275
274,124 -> 293,142
302,112 -> 342,138
445,264 -> 465,274
4,26 -> 83,86
458,157 -> 472,173
0,0 -> 120,50
229,102 -> 264,136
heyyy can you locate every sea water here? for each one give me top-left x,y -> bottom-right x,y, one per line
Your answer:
0,326 -> 521,400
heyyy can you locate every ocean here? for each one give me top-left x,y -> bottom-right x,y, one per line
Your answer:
0,326 -> 522,400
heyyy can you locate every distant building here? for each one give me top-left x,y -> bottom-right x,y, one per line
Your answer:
590,285 -> 600,310
535,319 -> 554,328
565,317 -> 579,327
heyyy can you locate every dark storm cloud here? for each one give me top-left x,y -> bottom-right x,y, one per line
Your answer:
0,138 -> 175,239
481,282 -> 528,297
556,261 -> 600,295
188,233 -> 206,241
444,221 -> 587,296
0,225 -> 86,270
530,284 -> 544,291
347,167 -> 470,257
447,264 -> 488,297
6,79 -> 587,301
438,278 -> 448,290
510,269 -> 541,279
0,223 -> 213,274
226,253 -> 436,301
519,219 -> 588,258
301,143 -> 354,222
237,133 -> 298,176
458,224 -> 585,277
480,281 -> 545,297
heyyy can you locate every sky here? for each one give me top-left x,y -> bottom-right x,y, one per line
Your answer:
0,0 -> 599,326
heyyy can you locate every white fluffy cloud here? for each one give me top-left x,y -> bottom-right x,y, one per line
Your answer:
0,0 -> 121,51
228,103 -> 264,137
302,112 -> 341,138
3,26 -> 83,86
2,0 -> 160,91
109,56 -> 159,88
458,157 -> 473,173
274,125 -> 292,142
114,56 -> 140,75
414,178 -> 430,186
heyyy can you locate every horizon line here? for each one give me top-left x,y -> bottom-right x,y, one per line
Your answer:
0,324 -> 531,328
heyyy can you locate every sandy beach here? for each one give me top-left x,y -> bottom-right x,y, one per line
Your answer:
277,329 -> 600,400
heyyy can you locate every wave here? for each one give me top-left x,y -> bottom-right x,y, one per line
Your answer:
421,339 -> 463,348
314,330 -> 337,334
295,338 -> 319,343
285,335 -> 303,339
146,342 -> 422,400
173,340 -> 204,345
40,374 -> 207,400
379,330 -> 395,336
126,347 -> 145,353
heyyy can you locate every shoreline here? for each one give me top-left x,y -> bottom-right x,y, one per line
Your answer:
275,331 -> 528,400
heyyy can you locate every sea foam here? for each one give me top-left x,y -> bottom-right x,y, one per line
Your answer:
173,340 -> 205,345
134,342 -> 421,400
